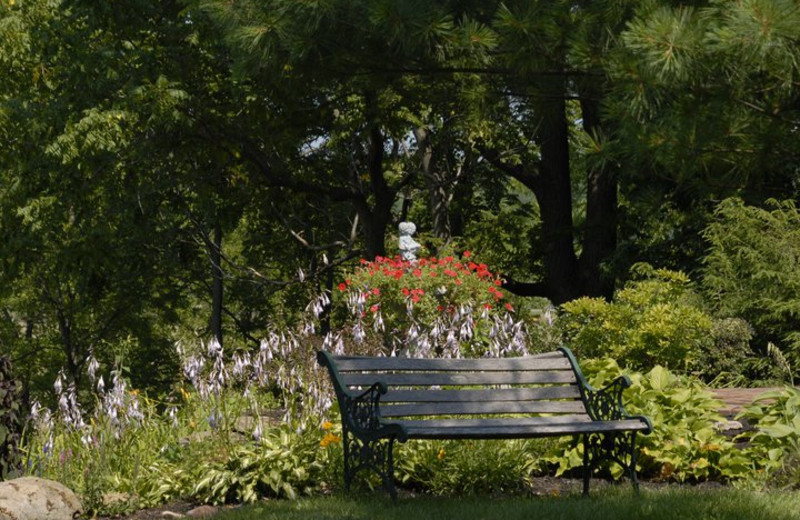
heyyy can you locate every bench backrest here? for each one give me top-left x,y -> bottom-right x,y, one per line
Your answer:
320,349 -> 591,420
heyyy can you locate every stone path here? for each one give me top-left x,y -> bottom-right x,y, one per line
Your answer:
712,387 -> 781,416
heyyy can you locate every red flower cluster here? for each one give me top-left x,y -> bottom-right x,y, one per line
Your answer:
342,251 -> 510,314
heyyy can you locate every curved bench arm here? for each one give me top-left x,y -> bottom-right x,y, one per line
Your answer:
317,351 -> 408,442
558,347 -> 653,434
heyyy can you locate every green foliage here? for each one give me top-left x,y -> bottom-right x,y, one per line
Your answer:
395,439 -> 550,496
192,425 -> 327,503
737,386 -> 800,488
702,318 -> 755,385
702,198 -> 800,379
560,266 -> 713,371
0,356 -> 22,481
550,359 -> 752,483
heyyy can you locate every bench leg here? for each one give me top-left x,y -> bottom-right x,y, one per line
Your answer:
342,428 -> 398,499
582,434 -> 591,496
583,431 -> 641,495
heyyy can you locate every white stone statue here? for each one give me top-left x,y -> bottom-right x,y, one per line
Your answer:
398,221 -> 421,262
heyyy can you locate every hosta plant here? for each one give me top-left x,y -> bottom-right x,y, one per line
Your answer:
549,359 -> 752,483
737,386 -> 800,488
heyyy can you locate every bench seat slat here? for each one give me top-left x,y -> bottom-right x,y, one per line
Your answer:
382,386 -> 581,403
341,370 -> 577,387
397,418 -> 651,440
334,356 -> 572,372
392,415 -> 593,428
380,399 -> 587,417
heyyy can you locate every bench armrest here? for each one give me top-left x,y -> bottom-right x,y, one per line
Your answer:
585,376 -> 653,433
585,375 -> 630,421
341,382 -> 408,441
317,351 -> 408,442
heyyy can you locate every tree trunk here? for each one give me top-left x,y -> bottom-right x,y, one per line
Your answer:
534,96 -> 581,304
358,92 -> 395,260
414,127 -> 452,241
579,96 -> 617,300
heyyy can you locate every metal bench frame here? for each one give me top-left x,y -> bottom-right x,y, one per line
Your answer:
317,347 -> 653,498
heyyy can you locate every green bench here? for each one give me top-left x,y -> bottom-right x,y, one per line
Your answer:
317,347 -> 652,498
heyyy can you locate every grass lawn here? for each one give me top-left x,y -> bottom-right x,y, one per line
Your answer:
211,487 -> 800,520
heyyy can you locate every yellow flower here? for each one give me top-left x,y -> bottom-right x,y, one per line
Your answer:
437,448 -> 445,460
322,421 -> 333,431
320,432 -> 341,447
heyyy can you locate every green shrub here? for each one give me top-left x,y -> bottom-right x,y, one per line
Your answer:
560,266 -> 713,372
702,318 -> 755,385
549,359 -> 752,482
737,386 -> 800,488
701,197 -> 800,380
395,438 -> 551,495
192,425 -> 329,503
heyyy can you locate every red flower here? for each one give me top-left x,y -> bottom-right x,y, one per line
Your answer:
437,305 -> 444,312
494,278 -> 502,286
413,269 -> 423,277
411,295 -> 421,303
370,304 -> 380,313
463,251 -> 472,258
371,288 -> 381,296
484,303 -> 492,310
444,269 -> 457,277
337,283 -> 347,292
402,288 -> 410,296
505,303 -> 514,312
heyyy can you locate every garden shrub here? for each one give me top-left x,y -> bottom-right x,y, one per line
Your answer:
701,318 -> 754,385
549,359 -> 752,483
737,386 -> 800,488
192,424 -> 329,503
336,251 -> 530,357
0,356 -> 22,481
702,197 -> 800,381
560,265 -> 713,372
395,438 -> 551,495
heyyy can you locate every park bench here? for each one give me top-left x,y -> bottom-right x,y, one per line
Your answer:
317,347 -> 653,498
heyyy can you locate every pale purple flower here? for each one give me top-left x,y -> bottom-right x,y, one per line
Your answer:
86,352 -> 100,383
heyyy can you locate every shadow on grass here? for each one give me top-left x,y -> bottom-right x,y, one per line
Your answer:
213,487 -> 800,520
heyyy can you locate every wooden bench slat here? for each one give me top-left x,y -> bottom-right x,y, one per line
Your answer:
334,356 -> 572,372
398,418 -> 651,439
382,386 -> 581,403
341,370 -> 577,387
380,399 -> 587,417
393,415 -> 593,429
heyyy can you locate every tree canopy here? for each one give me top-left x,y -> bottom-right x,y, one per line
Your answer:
1,0 -> 798,395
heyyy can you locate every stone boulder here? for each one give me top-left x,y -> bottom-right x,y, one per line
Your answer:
0,477 -> 82,520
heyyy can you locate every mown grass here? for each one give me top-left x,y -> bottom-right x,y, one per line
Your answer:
212,487 -> 800,520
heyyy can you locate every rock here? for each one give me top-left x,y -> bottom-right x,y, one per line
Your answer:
0,477 -> 82,520
186,505 -> 219,518
714,420 -> 744,432
161,512 -> 186,518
